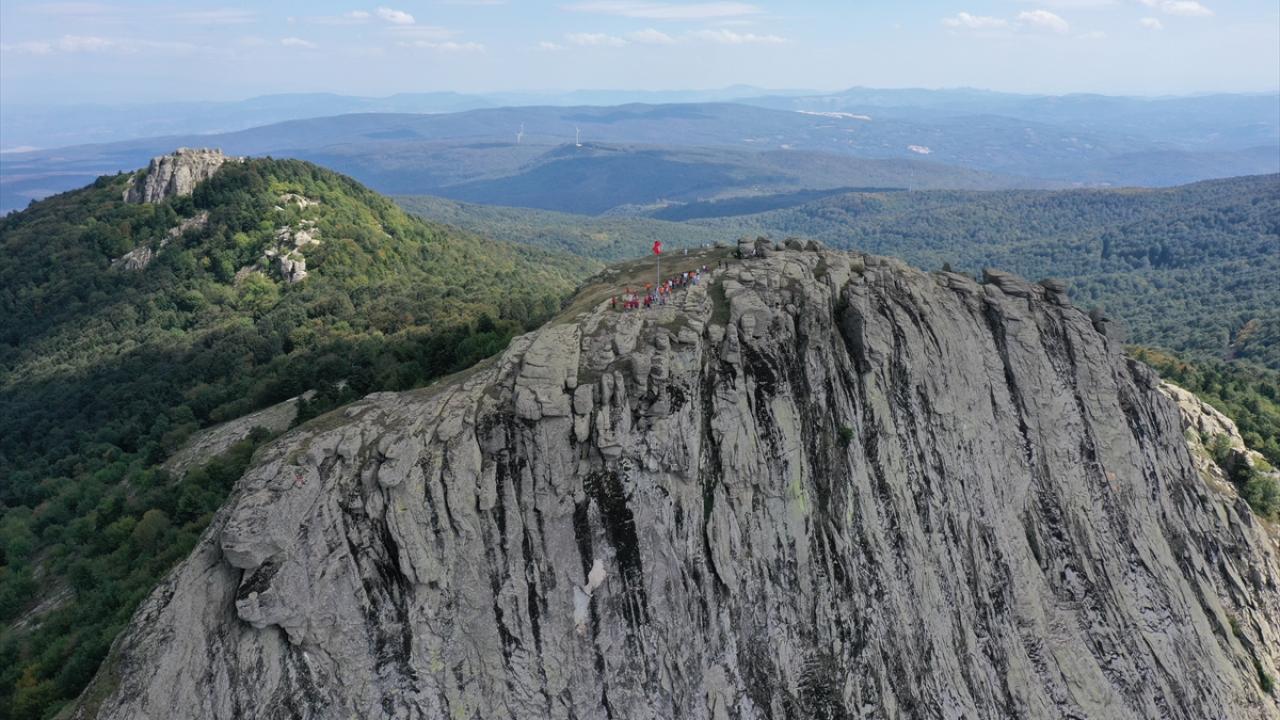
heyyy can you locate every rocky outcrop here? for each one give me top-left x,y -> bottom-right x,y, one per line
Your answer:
162,391 -> 316,479
74,248 -> 1280,719
1161,380 -> 1280,497
264,219 -> 319,284
124,148 -> 234,204
111,211 -> 209,270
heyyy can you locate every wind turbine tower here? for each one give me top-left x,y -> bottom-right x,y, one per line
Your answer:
516,123 -> 524,144
575,126 -> 582,147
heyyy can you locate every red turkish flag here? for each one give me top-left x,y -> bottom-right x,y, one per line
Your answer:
652,240 -> 662,255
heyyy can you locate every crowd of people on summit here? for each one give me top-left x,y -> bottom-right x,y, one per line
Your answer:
612,264 -> 709,311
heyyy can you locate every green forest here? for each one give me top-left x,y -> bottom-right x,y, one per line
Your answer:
401,174 -> 1280,370
0,159 -> 596,719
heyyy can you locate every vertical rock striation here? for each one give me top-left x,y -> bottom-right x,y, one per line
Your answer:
74,248 -> 1280,719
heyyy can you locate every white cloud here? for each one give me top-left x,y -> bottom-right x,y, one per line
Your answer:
1138,0 -> 1213,16
687,28 -> 785,44
0,41 -> 54,55
563,1 -> 761,20
433,41 -> 485,51
1139,16 -> 1164,29
1017,9 -> 1070,33
537,40 -> 566,50
0,34 -> 204,56
308,10 -> 373,25
627,28 -> 676,44
376,7 -> 416,24
281,36 -> 318,49
566,32 -> 629,46
399,39 -> 485,51
57,35 -> 119,52
942,12 -> 1009,29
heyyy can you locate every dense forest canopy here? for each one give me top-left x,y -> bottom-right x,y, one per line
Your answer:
400,174 -> 1280,369
0,158 -> 597,719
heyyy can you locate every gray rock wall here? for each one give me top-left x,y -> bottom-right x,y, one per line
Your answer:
75,248 -> 1280,719
124,148 -> 233,204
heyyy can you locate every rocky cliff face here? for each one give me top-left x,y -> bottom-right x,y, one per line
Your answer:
74,247 -> 1280,719
123,148 -> 234,204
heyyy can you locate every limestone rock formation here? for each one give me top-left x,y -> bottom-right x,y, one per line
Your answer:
74,248 -> 1280,719
124,148 -> 235,204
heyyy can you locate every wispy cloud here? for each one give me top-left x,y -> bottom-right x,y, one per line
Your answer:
942,12 -> 1008,30
537,40 -> 567,50
627,28 -> 677,44
1138,0 -> 1213,16
688,28 -> 785,44
376,7 -> 416,24
281,37 -> 319,49
1017,9 -> 1071,33
566,32 -> 629,46
308,10 -> 373,24
0,41 -> 55,55
563,1 -> 761,20
58,35 -> 118,51
397,39 -> 486,51
1139,16 -> 1164,29
560,27 -> 785,47
1,34 -> 203,55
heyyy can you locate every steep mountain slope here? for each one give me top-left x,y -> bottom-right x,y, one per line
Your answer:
72,245 -> 1279,718
0,153 -> 596,718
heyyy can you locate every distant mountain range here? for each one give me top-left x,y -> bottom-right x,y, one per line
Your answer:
4,86 -> 1275,151
3,92 -> 1278,215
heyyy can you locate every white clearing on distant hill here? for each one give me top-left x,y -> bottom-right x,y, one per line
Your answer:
908,145 -> 932,154
796,110 -> 872,121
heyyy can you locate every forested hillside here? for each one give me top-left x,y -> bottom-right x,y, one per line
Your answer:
395,194 -> 726,259
0,158 -> 596,718
400,175 -> 1280,369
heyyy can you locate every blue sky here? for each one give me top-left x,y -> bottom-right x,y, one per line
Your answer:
1,1 -> 1277,105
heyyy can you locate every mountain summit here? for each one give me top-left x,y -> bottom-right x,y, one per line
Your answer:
71,244 -> 1279,718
